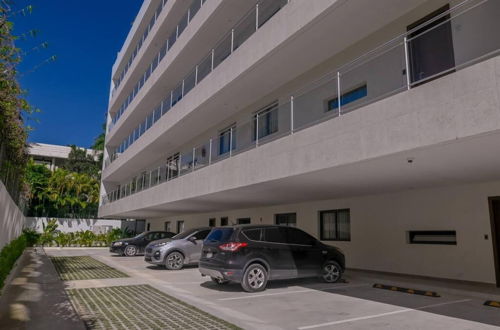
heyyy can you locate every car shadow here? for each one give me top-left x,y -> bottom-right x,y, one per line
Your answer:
199,270 -> 500,327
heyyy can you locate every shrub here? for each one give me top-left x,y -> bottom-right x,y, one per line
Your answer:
22,228 -> 40,247
0,234 -> 28,291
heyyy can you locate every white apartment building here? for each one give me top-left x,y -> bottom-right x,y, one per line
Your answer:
100,0 -> 500,286
29,142 -> 99,171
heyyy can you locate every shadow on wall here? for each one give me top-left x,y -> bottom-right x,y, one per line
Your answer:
24,218 -> 125,234
0,182 -> 25,249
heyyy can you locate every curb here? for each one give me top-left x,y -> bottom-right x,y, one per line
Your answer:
484,300 -> 500,308
373,283 -> 440,297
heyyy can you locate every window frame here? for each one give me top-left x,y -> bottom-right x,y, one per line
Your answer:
275,213 -> 297,227
253,102 -> 279,141
327,84 -> 367,112
319,209 -> 351,241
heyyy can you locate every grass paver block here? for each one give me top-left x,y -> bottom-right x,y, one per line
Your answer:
50,256 -> 129,281
67,284 -> 240,330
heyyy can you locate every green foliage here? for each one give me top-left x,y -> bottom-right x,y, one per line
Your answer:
0,234 -> 27,290
25,163 -> 100,218
35,228 -> 131,248
39,219 -> 58,246
62,145 -> 100,180
22,228 -> 40,247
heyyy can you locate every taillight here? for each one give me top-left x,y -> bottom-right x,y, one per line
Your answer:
218,242 -> 248,252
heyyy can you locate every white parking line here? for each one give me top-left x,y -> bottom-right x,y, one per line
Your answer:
218,283 -> 369,301
297,299 -> 472,329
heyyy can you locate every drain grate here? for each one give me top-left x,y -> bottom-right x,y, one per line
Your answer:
50,256 -> 129,281
67,285 -> 240,330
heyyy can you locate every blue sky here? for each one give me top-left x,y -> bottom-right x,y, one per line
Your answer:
12,0 -> 142,148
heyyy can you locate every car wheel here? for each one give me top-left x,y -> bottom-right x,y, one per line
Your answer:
124,245 -> 137,257
241,264 -> 268,292
211,277 -> 229,285
322,261 -> 342,283
165,251 -> 184,270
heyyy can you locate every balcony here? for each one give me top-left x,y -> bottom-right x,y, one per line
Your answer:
100,0 -> 500,215
106,0 -> 289,161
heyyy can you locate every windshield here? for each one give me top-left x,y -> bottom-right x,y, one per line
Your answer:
172,228 -> 198,240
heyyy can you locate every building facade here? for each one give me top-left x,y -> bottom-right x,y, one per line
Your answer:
29,142 -> 99,171
100,0 -> 500,286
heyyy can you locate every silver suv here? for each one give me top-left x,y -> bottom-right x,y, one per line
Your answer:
144,227 -> 212,270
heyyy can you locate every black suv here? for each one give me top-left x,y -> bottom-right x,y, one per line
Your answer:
110,231 -> 176,256
199,225 -> 345,292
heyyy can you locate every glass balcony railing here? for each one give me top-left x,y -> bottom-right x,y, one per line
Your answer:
113,0 -> 172,95
107,0 -> 290,164
110,0 -> 208,130
101,0 -> 500,206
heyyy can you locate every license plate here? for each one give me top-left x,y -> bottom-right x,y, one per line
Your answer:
206,252 -> 213,258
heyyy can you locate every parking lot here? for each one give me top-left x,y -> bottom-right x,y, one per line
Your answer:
46,248 -> 500,330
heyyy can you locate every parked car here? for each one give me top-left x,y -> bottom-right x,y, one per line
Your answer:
199,225 -> 345,292
144,227 -> 212,270
110,231 -> 176,256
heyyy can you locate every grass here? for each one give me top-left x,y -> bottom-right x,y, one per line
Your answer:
67,284 -> 241,330
50,256 -> 128,281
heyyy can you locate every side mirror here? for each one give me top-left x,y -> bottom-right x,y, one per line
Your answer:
188,236 -> 197,242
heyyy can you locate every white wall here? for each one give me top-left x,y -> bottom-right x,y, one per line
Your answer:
0,181 -> 25,249
25,218 -> 124,234
148,180 -> 500,284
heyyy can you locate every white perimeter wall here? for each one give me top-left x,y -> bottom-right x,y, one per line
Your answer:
148,180 -> 500,284
0,181 -> 25,249
25,218 -> 124,234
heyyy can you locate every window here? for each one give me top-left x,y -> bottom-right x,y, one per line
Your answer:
209,218 -> 216,227
254,102 -> 278,140
319,209 -> 351,241
194,229 -> 211,240
219,125 -> 236,155
206,228 -> 234,243
176,221 -> 184,233
327,85 -> 367,111
408,231 -> 457,245
275,213 -> 296,227
220,217 -> 228,226
166,153 -> 179,180
164,221 -> 171,232
264,227 -> 287,243
242,228 -> 262,241
147,223 -> 151,231
237,218 -> 251,225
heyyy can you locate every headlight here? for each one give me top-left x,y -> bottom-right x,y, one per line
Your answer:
154,242 -> 168,247
114,242 -> 123,246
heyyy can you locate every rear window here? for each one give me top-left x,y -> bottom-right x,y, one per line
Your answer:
205,228 -> 234,243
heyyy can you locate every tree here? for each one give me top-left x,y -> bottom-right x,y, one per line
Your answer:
91,122 -> 105,172
62,145 -> 100,180
24,159 -> 52,216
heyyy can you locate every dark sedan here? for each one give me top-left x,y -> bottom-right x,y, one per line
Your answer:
110,231 -> 176,256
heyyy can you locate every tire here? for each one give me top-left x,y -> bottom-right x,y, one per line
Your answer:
322,261 -> 342,283
165,251 -> 184,270
211,277 -> 230,285
241,263 -> 268,292
124,245 -> 138,257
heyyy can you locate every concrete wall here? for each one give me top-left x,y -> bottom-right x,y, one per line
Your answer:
25,218 -> 124,234
0,181 -> 25,249
148,180 -> 500,284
